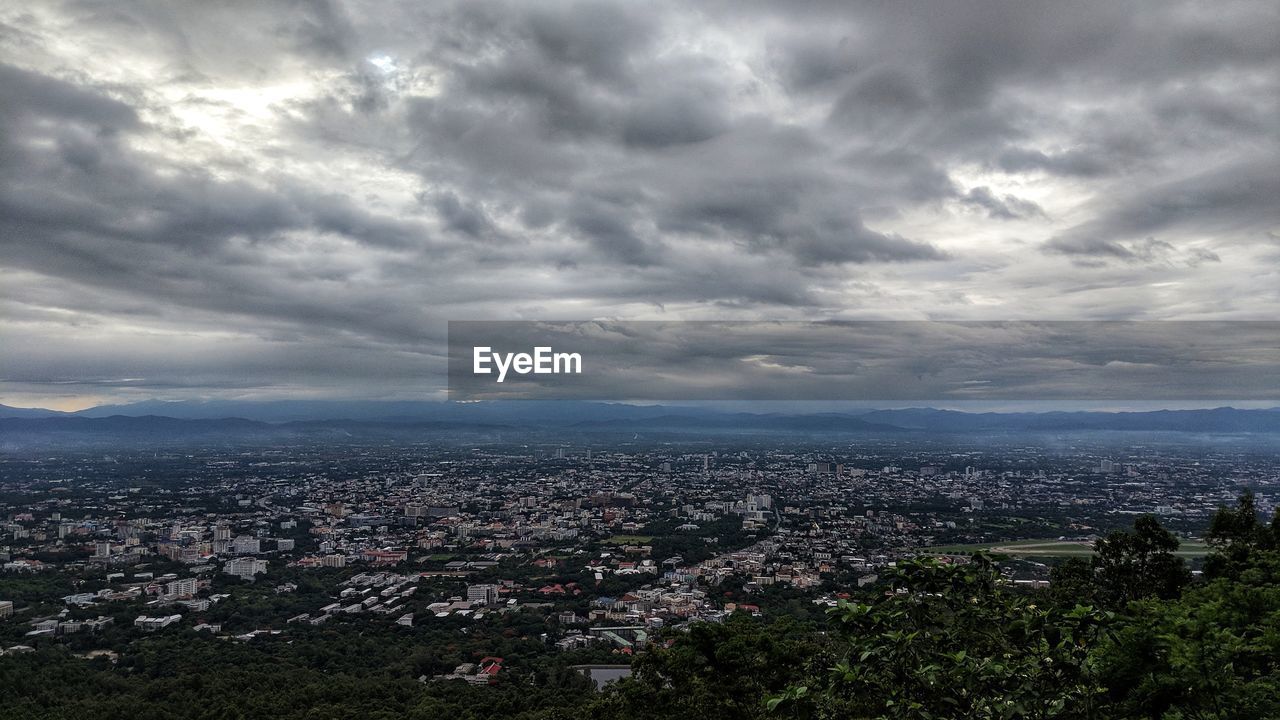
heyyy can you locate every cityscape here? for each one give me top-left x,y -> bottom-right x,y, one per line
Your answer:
3,0 -> 1279,717
2,421 -> 1277,688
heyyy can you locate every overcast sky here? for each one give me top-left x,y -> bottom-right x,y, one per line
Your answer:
1,1 -> 1278,409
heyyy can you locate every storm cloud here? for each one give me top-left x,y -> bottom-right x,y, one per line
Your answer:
0,0 -> 1277,407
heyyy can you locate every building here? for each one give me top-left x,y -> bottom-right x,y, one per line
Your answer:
224,557 -> 268,581
360,549 -> 408,566
0,600 -> 12,619
134,615 -> 182,632
164,577 -> 197,598
466,584 -> 500,606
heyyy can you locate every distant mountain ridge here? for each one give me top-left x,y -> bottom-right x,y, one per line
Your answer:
859,407 -> 1280,433
0,403 -> 70,418
3,402 -> 1280,437
0,414 -> 512,444
573,412 -> 906,434
8,400 -> 706,424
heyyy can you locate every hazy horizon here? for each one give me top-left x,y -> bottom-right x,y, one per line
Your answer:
5,397 -> 1280,416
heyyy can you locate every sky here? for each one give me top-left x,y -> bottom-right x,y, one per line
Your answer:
0,1 -> 1278,410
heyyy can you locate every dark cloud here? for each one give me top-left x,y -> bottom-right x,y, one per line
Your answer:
961,186 -> 1046,221
1043,155 -> 1280,264
448,321 -> 1280,402
995,147 -> 1113,178
278,0 -> 356,59
566,195 -> 660,266
431,191 -> 499,240
0,62 -> 139,130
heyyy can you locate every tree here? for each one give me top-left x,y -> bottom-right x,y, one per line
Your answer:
1098,549 -> 1280,720
1204,491 -> 1280,579
590,614 -> 825,720
1048,558 -> 1100,609
1208,491 -> 1262,546
771,556 -> 1112,720
1092,515 -> 1190,606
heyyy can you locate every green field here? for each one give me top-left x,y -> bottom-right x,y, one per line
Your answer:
916,538 -> 1210,558
603,534 -> 654,545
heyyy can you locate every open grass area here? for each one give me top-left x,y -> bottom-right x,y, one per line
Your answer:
915,538 -> 1210,558
602,534 -> 654,545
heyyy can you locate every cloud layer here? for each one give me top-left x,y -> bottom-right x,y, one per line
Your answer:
447,321 -> 1280,402
1,0 -> 1278,406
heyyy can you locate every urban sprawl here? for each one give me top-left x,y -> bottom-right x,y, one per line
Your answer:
1,437 -> 1275,685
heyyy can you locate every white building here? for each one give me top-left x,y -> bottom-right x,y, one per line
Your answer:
466,584 -> 499,606
224,557 -> 268,581
134,615 -> 182,632
164,577 -> 198,598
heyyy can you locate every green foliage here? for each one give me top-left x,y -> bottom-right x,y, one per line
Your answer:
0,632 -> 599,720
1204,491 -> 1280,579
589,614 -> 826,720
1207,491 -> 1266,547
1047,558 -> 1100,608
1092,515 -> 1191,606
772,556 -> 1111,720
1097,551 -> 1280,719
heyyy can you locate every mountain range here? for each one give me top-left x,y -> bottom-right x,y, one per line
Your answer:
3,401 -> 1280,438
